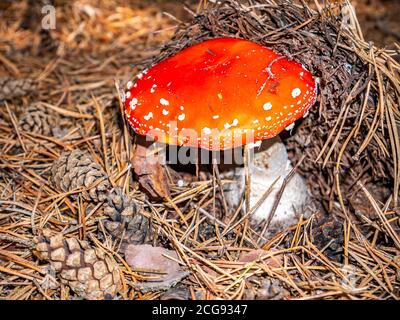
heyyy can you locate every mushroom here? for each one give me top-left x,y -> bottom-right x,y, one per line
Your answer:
122,37 -> 317,236
222,136 -> 311,238
123,37 -> 317,151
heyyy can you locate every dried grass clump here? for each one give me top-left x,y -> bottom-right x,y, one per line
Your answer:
0,0 -> 399,300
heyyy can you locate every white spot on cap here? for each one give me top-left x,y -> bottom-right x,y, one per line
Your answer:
129,98 -> 138,110
160,98 -> 169,106
292,88 -> 301,98
266,116 -> 272,121
224,119 -> 238,129
212,115 -> 220,119
144,112 -> 153,121
263,102 -> 272,111
203,127 -> 211,135
162,109 -> 169,115
178,113 -> 185,121
137,73 -> 143,79
126,81 -> 133,89
126,91 -> 131,99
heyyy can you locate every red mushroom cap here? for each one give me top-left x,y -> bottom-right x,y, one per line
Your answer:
123,37 -> 317,150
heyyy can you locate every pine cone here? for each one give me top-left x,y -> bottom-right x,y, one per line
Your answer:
104,214 -> 150,249
104,188 -> 138,222
19,103 -> 56,136
0,77 -> 37,100
51,150 -> 151,247
104,188 -> 150,248
51,150 -> 111,202
33,233 -> 121,300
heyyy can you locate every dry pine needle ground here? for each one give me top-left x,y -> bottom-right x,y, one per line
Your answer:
0,0 -> 399,300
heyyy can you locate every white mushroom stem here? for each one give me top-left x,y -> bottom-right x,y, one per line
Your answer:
221,136 -> 310,239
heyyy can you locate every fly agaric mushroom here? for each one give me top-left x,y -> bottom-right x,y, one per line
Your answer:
123,38 -> 318,231
122,37 -> 316,150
